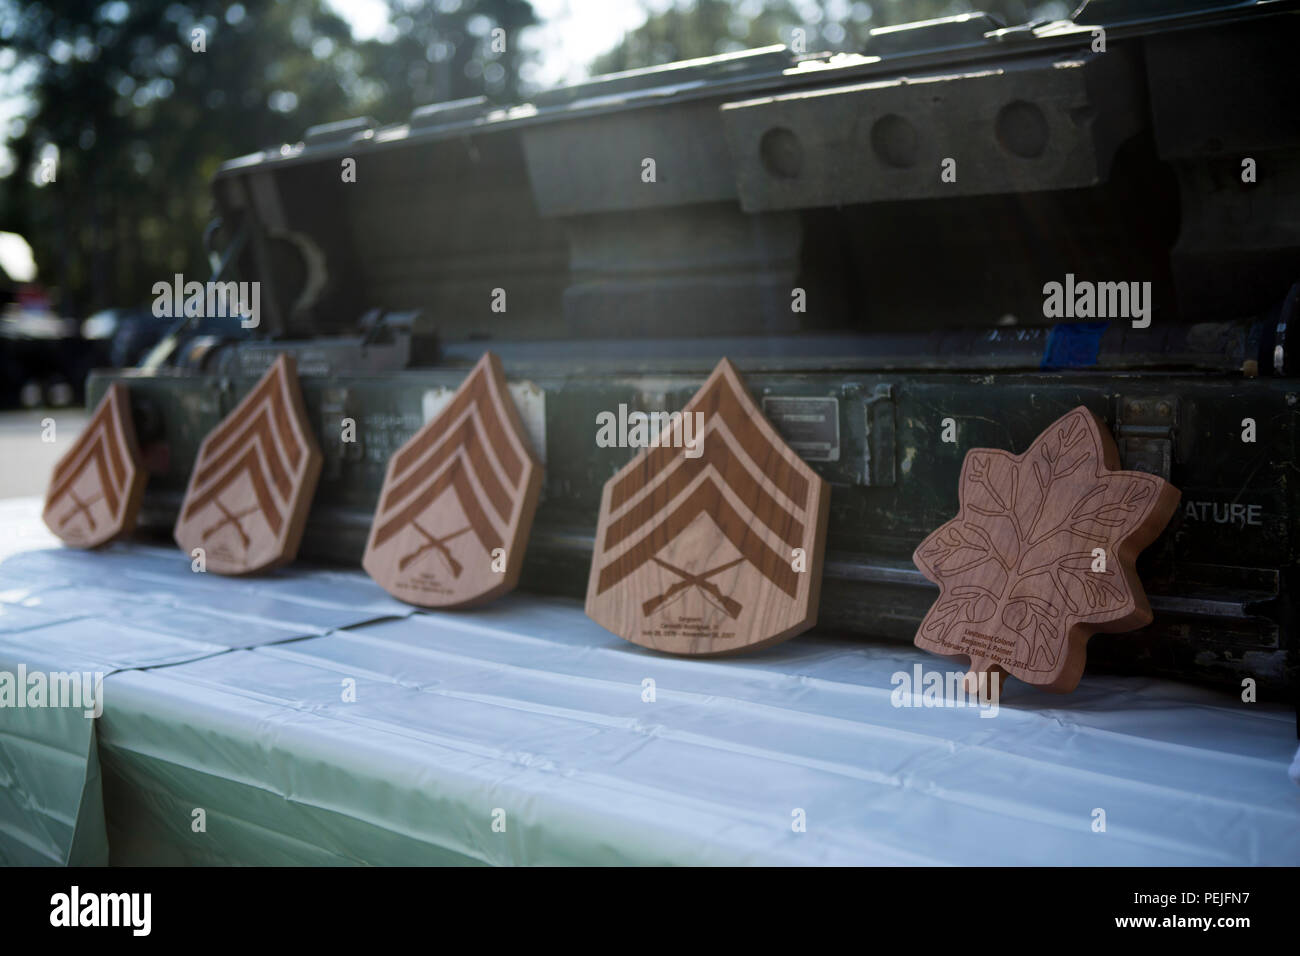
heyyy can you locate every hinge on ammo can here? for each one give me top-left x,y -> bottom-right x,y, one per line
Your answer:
1115,396 -> 1177,480
863,384 -> 896,486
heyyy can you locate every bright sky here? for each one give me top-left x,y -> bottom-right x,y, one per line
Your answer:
326,0 -> 661,88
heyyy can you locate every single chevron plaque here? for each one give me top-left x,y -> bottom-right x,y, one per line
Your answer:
363,352 -> 542,607
913,406 -> 1180,693
586,358 -> 830,655
42,383 -> 147,548
174,354 -> 322,575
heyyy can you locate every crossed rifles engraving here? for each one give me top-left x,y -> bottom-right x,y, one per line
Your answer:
59,489 -> 103,531
398,521 -> 471,577
642,556 -> 745,619
202,497 -> 259,550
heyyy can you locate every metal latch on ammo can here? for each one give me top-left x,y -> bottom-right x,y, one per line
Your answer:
1115,396 -> 1177,480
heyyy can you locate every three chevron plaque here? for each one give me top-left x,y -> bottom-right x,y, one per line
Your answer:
43,383 -> 147,549
174,353 -> 322,575
586,358 -> 830,655
363,352 -> 543,608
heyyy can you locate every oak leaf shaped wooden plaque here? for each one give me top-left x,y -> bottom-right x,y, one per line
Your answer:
362,352 -> 543,608
586,358 -> 830,656
43,383 -> 147,548
913,406 -> 1180,693
174,354 -> 322,575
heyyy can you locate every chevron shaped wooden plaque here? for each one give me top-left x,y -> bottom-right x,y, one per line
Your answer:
174,354 -> 322,575
363,352 -> 543,608
42,383 -> 147,548
586,358 -> 830,656
913,406 -> 1180,693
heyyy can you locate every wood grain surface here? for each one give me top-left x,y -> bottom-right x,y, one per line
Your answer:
362,352 -> 543,608
586,357 -> 830,656
174,353 -> 322,575
913,406 -> 1181,693
42,383 -> 147,549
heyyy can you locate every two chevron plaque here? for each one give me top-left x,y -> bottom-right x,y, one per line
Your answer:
363,352 -> 543,608
42,383 -> 147,549
913,406 -> 1180,693
174,354 -> 322,575
586,358 -> 830,656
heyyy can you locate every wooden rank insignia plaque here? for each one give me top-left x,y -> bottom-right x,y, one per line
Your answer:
42,383 -> 147,549
586,358 -> 830,656
362,352 -> 542,608
174,354 -> 322,575
913,406 -> 1181,693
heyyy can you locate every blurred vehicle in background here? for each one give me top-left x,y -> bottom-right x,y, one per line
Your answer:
0,285 -> 92,409
81,306 -> 172,369
0,232 -> 162,409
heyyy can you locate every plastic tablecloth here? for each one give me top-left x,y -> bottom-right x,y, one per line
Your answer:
1,498 -> 1297,865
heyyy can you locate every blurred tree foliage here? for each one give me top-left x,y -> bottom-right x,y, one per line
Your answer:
1,0 -> 361,318
592,0 -> 809,73
593,0 -> 1066,74
358,0 -> 538,124
0,0 -> 538,318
